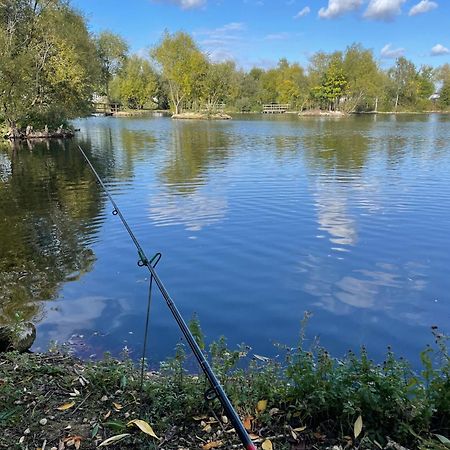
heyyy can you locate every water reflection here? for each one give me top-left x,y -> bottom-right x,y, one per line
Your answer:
1,114 -> 449,364
160,121 -> 231,194
0,140 -> 104,326
150,121 -> 231,231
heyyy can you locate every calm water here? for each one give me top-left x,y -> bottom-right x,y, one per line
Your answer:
1,114 -> 449,365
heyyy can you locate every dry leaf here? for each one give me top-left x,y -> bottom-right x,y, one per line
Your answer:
97,433 -> 130,447
257,400 -> 267,413
243,416 -> 253,431
127,419 -> 159,439
354,415 -> 363,439
203,424 -> 212,433
57,402 -> 75,411
293,426 -> 307,432
103,411 -> 111,420
193,415 -> 208,421
112,403 -> 122,411
262,439 -> 273,450
202,441 -> 223,450
249,434 -> 260,440
291,430 -> 298,440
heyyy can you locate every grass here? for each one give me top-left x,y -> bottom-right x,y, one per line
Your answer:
0,316 -> 449,450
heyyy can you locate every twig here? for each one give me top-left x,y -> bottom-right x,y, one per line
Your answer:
70,393 -> 92,415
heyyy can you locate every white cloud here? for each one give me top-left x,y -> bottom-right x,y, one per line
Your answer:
265,32 -> 291,40
431,44 -> 449,56
294,6 -> 311,18
318,0 -> 363,19
166,0 -> 205,9
195,22 -> 246,62
380,43 -> 405,59
364,0 -> 406,21
409,0 -> 438,16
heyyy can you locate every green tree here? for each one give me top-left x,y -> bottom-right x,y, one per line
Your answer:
275,59 -> 308,109
388,57 -> 418,110
436,64 -> 450,109
200,61 -> 236,111
152,31 -> 207,114
342,44 -> 383,112
96,31 -> 128,98
313,63 -> 347,111
0,0 -> 100,130
439,79 -> 450,109
110,56 -> 158,109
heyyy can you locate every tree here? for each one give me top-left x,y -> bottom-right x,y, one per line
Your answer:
274,59 -> 308,109
388,57 -> 418,110
152,31 -> 207,114
200,61 -> 236,111
96,31 -> 128,97
439,79 -> 450,109
110,56 -> 158,109
342,44 -> 382,112
313,63 -> 347,111
0,0 -> 101,129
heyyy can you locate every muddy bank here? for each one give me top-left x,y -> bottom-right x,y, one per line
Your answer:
298,109 -> 346,117
172,112 -> 232,120
3,125 -> 74,140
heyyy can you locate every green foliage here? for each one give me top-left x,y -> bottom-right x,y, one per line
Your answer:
439,79 -> 450,109
151,31 -> 208,114
0,0 -> 101,128
109,55 -> 158,109
96,31 -> 128,97
188,313 -> 206,351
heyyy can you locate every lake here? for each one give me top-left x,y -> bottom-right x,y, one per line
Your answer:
1,113 -> 449,366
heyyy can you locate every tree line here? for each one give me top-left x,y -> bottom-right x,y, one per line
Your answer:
1,0 -> 450,131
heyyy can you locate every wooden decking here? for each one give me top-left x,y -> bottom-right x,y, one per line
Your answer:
263,103 -> 290,114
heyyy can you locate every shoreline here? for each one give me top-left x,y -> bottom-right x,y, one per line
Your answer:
1,327 -> 448,450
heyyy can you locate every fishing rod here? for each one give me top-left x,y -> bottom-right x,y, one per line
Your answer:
77,145 -> 257,450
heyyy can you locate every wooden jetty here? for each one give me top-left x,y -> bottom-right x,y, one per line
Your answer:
262,103 -> 290,114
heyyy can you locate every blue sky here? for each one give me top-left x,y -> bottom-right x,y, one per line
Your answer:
72,0 -> 450,70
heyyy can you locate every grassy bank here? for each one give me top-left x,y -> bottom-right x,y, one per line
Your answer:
0,323 -> 449,450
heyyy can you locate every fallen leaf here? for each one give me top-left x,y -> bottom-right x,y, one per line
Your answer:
262,439 -> 273,450
243,416 -> 253,431
269,408 -> 279,416
354,415 -> 363,439
57,402 -> 75,411
202,441 -> 223,450
249,434 -> 260,440
103,411 -> 111,420
435,434 -> 450,445
257,400 -> 267,413
97,433 -> 130,447
293,426 -> 307,432
291,430 -> 298,440
92,424 -> 100,438
193,415 -> 208,421
203,424 -> 212,433
127,419 -> 159,439
112,403 -> 122,411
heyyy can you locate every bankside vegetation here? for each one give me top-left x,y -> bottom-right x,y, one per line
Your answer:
0,0 -> 100,133
1,0 -> 450,134
0,318 -> 449,450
